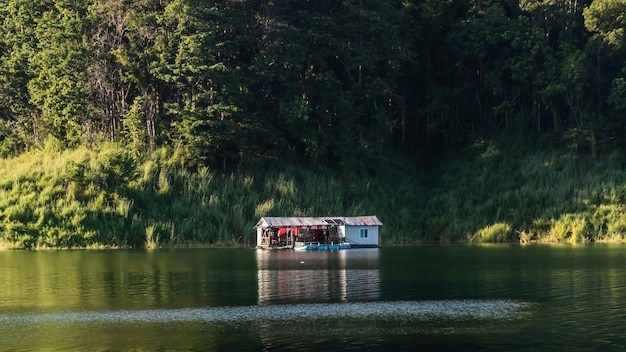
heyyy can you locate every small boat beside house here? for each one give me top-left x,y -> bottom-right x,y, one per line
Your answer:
293,241 -> 350,251
293,242 -> 319,251
254,216 -> 382,250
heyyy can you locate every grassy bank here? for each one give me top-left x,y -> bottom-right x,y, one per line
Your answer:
2,138 -> 626,249
0,143 -> 422,249
424,136 -> 626,243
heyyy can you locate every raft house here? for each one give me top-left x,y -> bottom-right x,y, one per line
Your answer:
254,215 -> 382,250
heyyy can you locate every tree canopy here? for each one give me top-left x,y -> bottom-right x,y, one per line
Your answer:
0,0 -> 624,170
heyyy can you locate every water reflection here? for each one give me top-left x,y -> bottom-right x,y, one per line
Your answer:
0,250 -> 259,314
0,246 -> 584,351
255,249 -> 381,305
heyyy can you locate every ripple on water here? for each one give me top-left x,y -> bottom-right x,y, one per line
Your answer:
0,299 -> 531,325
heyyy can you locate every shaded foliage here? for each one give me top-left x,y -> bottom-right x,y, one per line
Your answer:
0,0 -> 621,169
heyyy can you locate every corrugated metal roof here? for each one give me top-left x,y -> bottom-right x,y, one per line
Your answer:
342,216 -> 383,226
255,216 -> 382,228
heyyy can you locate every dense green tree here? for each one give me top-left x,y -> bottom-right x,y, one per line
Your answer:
0,0 -> 625,168
248,0 -> 415,171
0,0 -> 47,150
331,0 -> 413,163
584,0 -> 626,47
584,0 -> 626,118
153,0 -> 255,169
89,0 -> 133,143
113,0 -> 167,154
27,0 -> 93,147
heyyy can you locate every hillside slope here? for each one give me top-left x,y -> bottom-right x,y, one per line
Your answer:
1,140 -> 626,249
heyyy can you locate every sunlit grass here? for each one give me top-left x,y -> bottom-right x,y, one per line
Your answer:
470,222 -> 513,242
3,135 -> 626,249
0,143 -> 422,248
426,138 -> 626,243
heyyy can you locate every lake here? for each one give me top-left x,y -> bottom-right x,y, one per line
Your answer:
2,245 -> 626,351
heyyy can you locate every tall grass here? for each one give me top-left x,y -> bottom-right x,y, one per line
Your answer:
0,142 -> 424,248
3,135 -> 626,248
424,137 -> 626,243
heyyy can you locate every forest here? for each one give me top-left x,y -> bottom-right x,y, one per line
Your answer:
2,0 -> 626,249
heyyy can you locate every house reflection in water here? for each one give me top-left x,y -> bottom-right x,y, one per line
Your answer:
255,249 -> 380,305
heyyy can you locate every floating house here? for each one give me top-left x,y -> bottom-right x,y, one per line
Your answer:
254,215 -> 382,249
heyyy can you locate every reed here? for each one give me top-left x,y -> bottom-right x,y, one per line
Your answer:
145,225 -> 159,249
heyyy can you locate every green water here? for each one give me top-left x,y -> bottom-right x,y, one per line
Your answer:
2,245 -> 626,351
